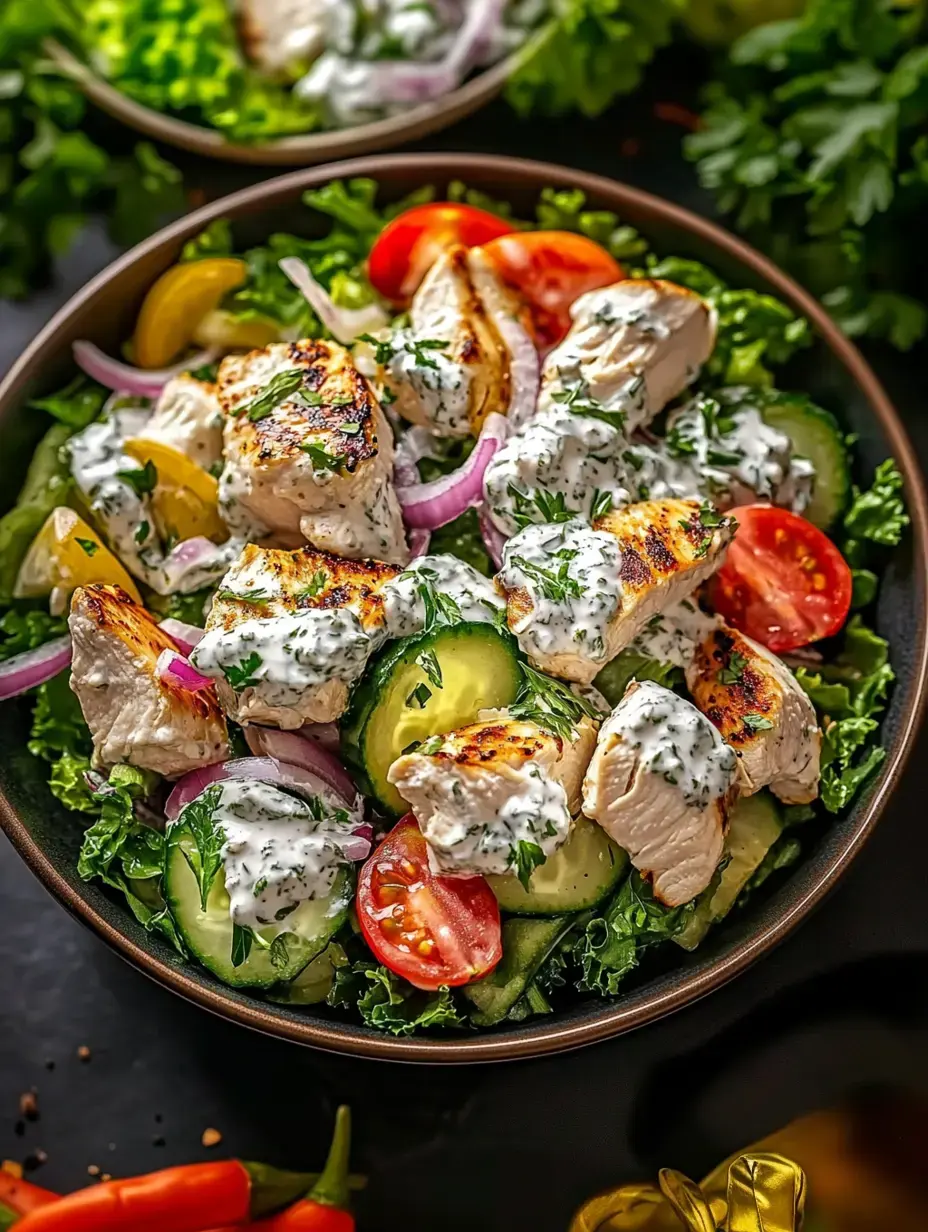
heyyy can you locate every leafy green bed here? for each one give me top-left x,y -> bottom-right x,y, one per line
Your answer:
0,179 -> 909,1034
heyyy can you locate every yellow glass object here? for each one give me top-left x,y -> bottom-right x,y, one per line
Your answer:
14,507 -> 142,605
133,258 -> 248,368
192,308 -> 281,353
122,439 -> 225,544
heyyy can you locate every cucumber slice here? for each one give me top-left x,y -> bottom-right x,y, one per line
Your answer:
674,792 -> 782,952
758,394 -> 850,530
487,817 -> 628,915
340,621 -> 522,816
462,915 -> 575,1027
267,942 -> 347,1006
165,824 -> 351,989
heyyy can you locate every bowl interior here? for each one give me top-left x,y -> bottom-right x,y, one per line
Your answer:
1,155 -> 924,1062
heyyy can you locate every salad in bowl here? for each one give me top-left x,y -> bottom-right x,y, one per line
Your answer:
0,172 -> 911,1039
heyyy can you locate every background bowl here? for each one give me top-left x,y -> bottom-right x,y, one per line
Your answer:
1,154 -> 925,1063
47,40 -> 518,165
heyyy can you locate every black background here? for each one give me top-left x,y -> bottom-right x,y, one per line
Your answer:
2,51 -> 927,1231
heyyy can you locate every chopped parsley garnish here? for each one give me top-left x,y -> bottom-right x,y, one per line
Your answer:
296,570 -> 328,599
707,447 -> 744,468
269,934 -> 290,970
415,648 -> 443,690
221,652 -> 263,691
506,484 -> 578,531
697,501 -> 724,529
134,520 -> 150,545
216,587 -> 271,606
415,735 -> 444,756
665,422 -> 698,458
294,389 -> 353,411
75,538 -> 98,557
180,784 -> 223,911
340,421 -> 362,435
510,664 -> 598,743
117,459 -> 158,496
253,877 -> 268,897
380,386 -> 397,405
237,369 -> 307,422
407,574 -> 463,634
718,651 -> 748,686
403,338 -> 451,369
301,441 -> 346,473
357,333 -> 396,365
510,840 -> 547,891
590,488 -> 613,521
743,713 -> 774,731
553,380 -> 626,431
405,682 -> 432,709
510,553 -> 581,603
231,923 -> 253,967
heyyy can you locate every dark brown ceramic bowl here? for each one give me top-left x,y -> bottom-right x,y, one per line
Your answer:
1,155 -> 926,1063
47,40 -> 517,166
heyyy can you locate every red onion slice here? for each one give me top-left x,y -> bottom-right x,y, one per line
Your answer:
0,636 -> 72,701
244,725 -> 358,806
397,412 -> 508,529
165,757 -> 368,861
73,341 -> 217,398
478,504 -> 507,570
408,527 -> 432,557
298,721 -> 341,752
279,257 -> 389,344
156,649 -> 214,693
159,619 -> 205,655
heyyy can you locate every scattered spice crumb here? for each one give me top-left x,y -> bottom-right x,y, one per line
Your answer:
2,1161 -> 23,1180
24,1149 -> 48,1172
77,1046 -> 92,1062
101,1173 -> 112,1183
87,1164 -> 100,1177
653,101 -> 702,131
201,1128 -> 222,1148
19,1091 -> 39,1121
152,1135 -> 166,1148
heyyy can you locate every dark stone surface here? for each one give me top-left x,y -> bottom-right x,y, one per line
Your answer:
2,54 -> 927,1229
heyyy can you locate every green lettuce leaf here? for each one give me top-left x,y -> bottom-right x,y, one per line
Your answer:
842,458 -> 909,549
0,608 -> 67,661
594,650 -> 684,708
575,871 -> 695,996
327,961 -> 464,1035
506,0 -> 684,118
0,423 -> 73,603
48,750 -> 98,814
28,672 -> 90,762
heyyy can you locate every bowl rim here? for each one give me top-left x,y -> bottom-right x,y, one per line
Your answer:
46,39 -> 518,166
2,152 -> 926,1064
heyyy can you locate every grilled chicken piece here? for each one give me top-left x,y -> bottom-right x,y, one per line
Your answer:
582,680 -> 739,906
538,279 -> 716,436
137,374 -> 224,470
69,585 -> 229,777
387,714 -> 597,878
381,244 -> 531,438
237,0 -> 327,73
219,339 -> 408,563
497,501 -> 734,686
190,543 -> 398,729
685,623 -> 822,805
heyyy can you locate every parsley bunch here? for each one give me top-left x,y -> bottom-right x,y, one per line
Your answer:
0,0 -> 184,300
686,0 -> 928,349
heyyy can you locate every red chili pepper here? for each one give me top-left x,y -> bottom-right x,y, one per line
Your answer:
208,1108 -> 354,1232
0,1174 -> 57,1217
11,1157 -> 316,1232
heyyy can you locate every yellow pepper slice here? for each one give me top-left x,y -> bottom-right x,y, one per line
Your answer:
134,257 -> 249,369
14,507 -> 142,606
122,438 -> 226,545
192,308 -> 281,353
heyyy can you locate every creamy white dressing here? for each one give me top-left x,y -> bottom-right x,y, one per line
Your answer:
661,394 -> 815,512
484,403 -> 631,535
190,608 -> 376,705
628,599 -> 717,669
206,779 -> 355,930
609,680 -> 737,811
499,519 -> 623,666
392,753 -> 572,878
380,553 -> 504,639
383,330 -> 472,436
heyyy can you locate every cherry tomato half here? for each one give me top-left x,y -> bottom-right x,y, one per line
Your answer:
367,203 -> 515,304
356,815 -> 502,991
710,505 -> 853,653
480,231 -> 624,350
